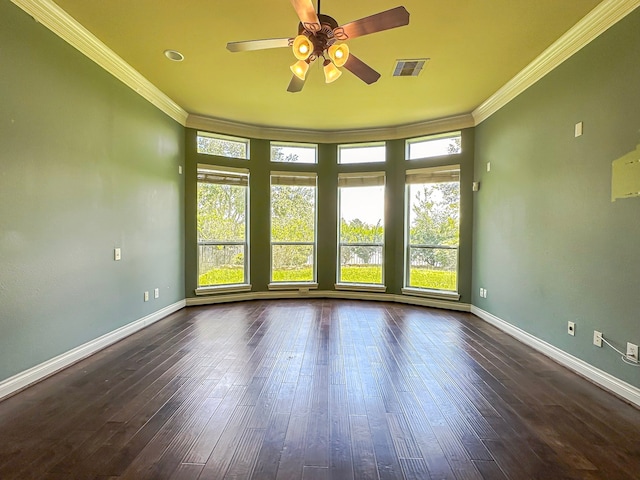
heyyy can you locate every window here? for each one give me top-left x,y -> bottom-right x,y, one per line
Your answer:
405,165 -> 460,293
270,172 -> 317,284
338,172 -> 385,286
196,165 -> 249,289
197,131 -> 250,159
338,142 -> 386,164
406,131 -> 461,160
271,141 -> 317,164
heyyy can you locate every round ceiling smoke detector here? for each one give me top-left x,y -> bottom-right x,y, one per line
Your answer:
164,49 -> 184,62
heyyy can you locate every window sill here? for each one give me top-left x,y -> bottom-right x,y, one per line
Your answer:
195,284 -> 252,296
335,283 -> 387,293
268,282 -> 319,291
401,287 -> 460,301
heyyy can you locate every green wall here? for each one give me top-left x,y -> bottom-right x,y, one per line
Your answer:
473,9 -> 640,387
0,2 -> 185,382
184,129 -> 474,303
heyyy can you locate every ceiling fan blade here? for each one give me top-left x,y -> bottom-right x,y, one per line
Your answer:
287,75 -> 306,93
343,54 -> 381,85
290,0 -> 321,32
226,38 -> 292,52
335,6 -> 410,40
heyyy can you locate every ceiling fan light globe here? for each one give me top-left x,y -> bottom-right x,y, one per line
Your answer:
290,59 -> 309,80
293,35 -> 313,60
323,62 -> 342,83
328,44 -> 349,68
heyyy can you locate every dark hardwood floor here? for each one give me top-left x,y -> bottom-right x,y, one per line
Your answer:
1,300 -> 639,479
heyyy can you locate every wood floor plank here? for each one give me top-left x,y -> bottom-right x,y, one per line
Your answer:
1,300 -> 639,480
197,404 -> 256,478
349,414 -> 378,480
252,413 -> 290,479
276,413 -> 308,480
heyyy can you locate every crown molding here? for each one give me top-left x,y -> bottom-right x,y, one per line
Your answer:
473,0 -> 640,125
11,0 -> 189,126
12,0 -> 639,137
186,113 -> 476,143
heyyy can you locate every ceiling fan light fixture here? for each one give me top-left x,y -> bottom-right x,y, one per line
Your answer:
290,59 -> 310,80
328,43 -> 349,68
323,59 -> 342,84
292,35 -> 313,60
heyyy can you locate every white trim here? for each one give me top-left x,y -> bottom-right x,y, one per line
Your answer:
11,0 -> 188,126
13,0 -> 638,137
472,0 -> 640,125
0,300 -> 186,402
402,287 -> 461,301
335,283 -> 387,293
195,284 -> 252,295
12,0 -> 640,137
186,289 -> 471,312
267,282 -> 319,291
470,306 -> 640,408
187,114 -> 475,144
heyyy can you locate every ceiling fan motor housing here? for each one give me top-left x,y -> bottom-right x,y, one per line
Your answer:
298,14 -> 339,60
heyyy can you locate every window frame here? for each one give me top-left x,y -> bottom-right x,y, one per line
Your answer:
403,165 -> 461,299
405,131 -> 461,161
195,164 -> 251,294
338,142 -> 386,165
269,171 -> 318,289
270,141 -> 318,164
336,171 -> 386,291
197,131 -> 250,160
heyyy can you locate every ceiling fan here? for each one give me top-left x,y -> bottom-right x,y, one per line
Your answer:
226,0 -> 410,92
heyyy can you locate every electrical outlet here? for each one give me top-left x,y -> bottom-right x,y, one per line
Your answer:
479,287 -> 484,297
626,343 -> 638,363
593,330 -> 602,347
484,289 -> 487,298
144,291 -> 149,302
567,321 -> 575,336
114,248 -> 121,261
154,288 -> 159,299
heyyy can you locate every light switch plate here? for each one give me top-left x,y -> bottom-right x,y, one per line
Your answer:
114,248 -> 121,261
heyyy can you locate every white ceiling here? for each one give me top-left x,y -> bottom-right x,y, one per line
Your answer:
47,0 -> 609,133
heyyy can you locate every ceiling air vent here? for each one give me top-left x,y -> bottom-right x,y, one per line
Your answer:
393,58 -> 429,77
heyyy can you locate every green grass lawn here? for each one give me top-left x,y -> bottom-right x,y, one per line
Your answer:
409,267 -> 457,291
199,267 -> 244,286
339,266 -> 382,284
272,267 -> 313,282
200,265 -> 456,291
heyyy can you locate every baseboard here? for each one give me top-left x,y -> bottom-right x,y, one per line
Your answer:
186,289 -> 472,312
470,306 -> 640,408
0,300 -> 186,402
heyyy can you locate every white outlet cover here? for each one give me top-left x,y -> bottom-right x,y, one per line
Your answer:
575,122 -> 583,137
568,321 -> 575,336
154,288 -> 160,299
593,331 -> 602,347
114,248 -> 121,261
626,342 -> 639,362
144,291 -> 149,302
487,162 -> 491,172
